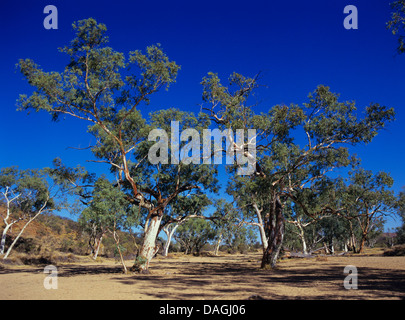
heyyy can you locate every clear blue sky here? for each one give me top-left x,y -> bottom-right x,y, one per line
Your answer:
0,0 -> 404,230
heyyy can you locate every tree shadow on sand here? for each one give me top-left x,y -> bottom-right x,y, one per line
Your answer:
111,259 -> 405,300
0,263 -> 125,277
1,255 -> 404,300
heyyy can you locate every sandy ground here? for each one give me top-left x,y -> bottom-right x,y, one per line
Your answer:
0,251 -> 404,300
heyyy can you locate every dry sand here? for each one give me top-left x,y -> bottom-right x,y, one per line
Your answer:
1,251 -> 404,300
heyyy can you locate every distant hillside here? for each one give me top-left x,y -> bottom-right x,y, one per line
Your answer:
0,206 -> 141,264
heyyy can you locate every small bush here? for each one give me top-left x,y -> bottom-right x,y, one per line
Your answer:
383,244 -> 405,256
13,237 -> 41,254
21,255 -> 54,265
5,252 -> 78,266
316,255 -> 328,262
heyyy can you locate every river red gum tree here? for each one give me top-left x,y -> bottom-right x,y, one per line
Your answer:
201,72 -> 395,269
17,18 -> 218,273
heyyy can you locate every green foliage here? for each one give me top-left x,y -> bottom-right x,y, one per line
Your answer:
17,18 -> 179,123
203,72 -> 395,264
175,218 -> 216,255
131,108 -> 218,204
14,17 -> 399,264
16,19 -> 217,238
340,169 -> 397,221
395,187 -> 405,244
80,177 -> 138,234
387,0 -> 405,54
0,167 -> 56,215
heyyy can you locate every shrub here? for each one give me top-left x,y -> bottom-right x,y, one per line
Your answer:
383,244 -> 405,256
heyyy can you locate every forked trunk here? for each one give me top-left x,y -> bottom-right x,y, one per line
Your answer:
162,223 -> 179,257
3,210 -> 43,260
92,235 -> 103,260
132,213 -> 162,273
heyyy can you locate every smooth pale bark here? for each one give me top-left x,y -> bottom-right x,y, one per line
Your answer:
292,218 -> 308,255
252,202 -> 268,253
0,189 -> 22,255
0,224 -> 12,255
132,214 -> 162,273
92,235 -> 103,260
162,223 -> 179,257
3,211 -> 42,259
213,232 -> 222,256
3,195 -> 49,260
297,223 -> 308,255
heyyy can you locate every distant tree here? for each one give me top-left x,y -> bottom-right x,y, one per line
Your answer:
226,179 -> 270,255
208,199 -> 240,256
80,177 -> 139,273
160,193 -> 212,257
79,212 -> 107,260
395,187 -> 405,244
387,0 -> 405,54
0,167 -> 69,259
223,223 -> 257,254
338,169 -> 397,253
175,218 -> 216,255
284,179 -> 338,254
318,215 -> 350,254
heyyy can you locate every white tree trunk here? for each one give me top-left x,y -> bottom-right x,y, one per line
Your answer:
1,189 -> 22,255
297,222 -> 308,254
162,223 -> 179,257
252,202 -> 268,252
3,212 -> 41,259
0,224 -> 11,255
92,235 -> 103,260
3,195 -> 49,260
133,214 -> 162,273
214,232 -> 222,256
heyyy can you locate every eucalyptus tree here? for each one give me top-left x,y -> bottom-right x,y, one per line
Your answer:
387,0 -> 405,54
126,108 -> 218,271
17,18 -> 218,273
0,167 -> 70,259
80,177 -> 139,273
202,72 -> 395,268
226,178 -> 270,254
161,193 -> 212,256
338,169 -> 397,253
174,218 -> 216,255
395,187 -> 405,244
284,177 -> 343,254
209,199 -> 241,256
